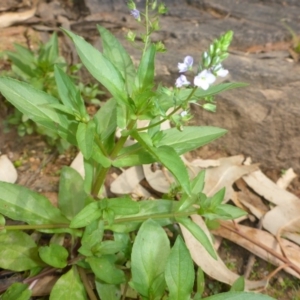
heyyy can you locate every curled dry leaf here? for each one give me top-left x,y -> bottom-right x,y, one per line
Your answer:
0,154 -> 18,183
212,221 -> 300,279
203,155 -> 259,202
110,166 -> 151,199
0,0 -> 38,28
181,215 -> 267,290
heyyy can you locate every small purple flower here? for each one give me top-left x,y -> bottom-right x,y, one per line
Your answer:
178,56 -> 194,73
213,64 -> 229,77
194,70 -> 216,90
176,75 -> 191,88
130,9 -> 140,19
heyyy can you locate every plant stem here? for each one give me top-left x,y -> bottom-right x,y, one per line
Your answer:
78,266 -> 98,300
142,0 -> 150,55
92,119 -> 137,196
137,87 -> 198,131
1,210 -> 195,231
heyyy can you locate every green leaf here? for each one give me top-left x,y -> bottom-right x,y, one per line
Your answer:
191,170 -> 206,195
203,292 -> 275,300
0,283 -> 31,300
230,276 -> 245,292
96,240 -> 124,255
97,25 -> 136,95
130,219 -> 170,299
62,29 -> 127,105
38,244 -> 68,268
70,202 -> 102,228
154,145 -> 191,195
87,255 -> 125,284
108,199 -> 174,233
50,266 -> 87,300
0,231 -> 43,271
94,98 -> 117,142
95,281 -> 121,300
154,126 -> 227,155
113,143 -> 155,167
54,65 -> 87,119
0,182 -> 69,225
105,197 -> 140,216
76,121 -> 96,160
211,188 -> 226,207
196,267 -> 205,297
40,32 -> 59,63
6,51 -> 36,78
177,217 -> 217,259
131,131 -> 191,195
58,166 -> 87,220
213,204 -> 247,220
0,77 -> 64,127
165,236 -> 194,300
136,44 -> 156,91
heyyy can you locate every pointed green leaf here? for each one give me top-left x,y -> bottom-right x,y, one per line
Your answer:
97,25 -> 136,95
0,182 -> 69,225
106,197 -> 139,216
87,256 -> 125,284
62,29 -> 127,105
131,219 -> 170,299
95,281 -> 121,300
0,283 -> 31,300
230,276 -> 245,292
54,66 -> 87,119
94,98 -> 117,141
191,170 -> 206,195
58,167 -> 87,220
76,121 -> 96,159
154,126 -> 227,155
70,202 -> 102,228
136,44 -> 156,91
50,266 -> 87,300
204,292 -> 275,300
177,217 -> 217,259
39,244 -> 68,268
0,231 -> 43,271
165,236 -> 194,300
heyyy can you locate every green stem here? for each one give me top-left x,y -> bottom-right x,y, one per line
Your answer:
142,0 -> 150,55
1,210 -> 196,231
137,87 -> 198,131
95,135 -> 108,157
91,119 -> 137,196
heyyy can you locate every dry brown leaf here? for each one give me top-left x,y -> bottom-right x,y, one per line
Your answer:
0,0 -> 38,28
110,166 -> 145,195
203,155 -> 259,202
276,168 -> 297,189
0,154 -> 18,183
70,152 -> 85,178
31,275 -> 59,296
243,170 -> 298,206
235,179 -> 269,219
212,221 -> 300,279
263,202 -> 300,246
142,164 -> 174,193
181,215 -> 267,290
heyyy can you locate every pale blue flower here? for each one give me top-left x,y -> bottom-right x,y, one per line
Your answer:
130,9 -> 140,19
194,70 -> 216,90
178,56 -> 194,73
176,75 -> 190,88
213,64 -> 229,77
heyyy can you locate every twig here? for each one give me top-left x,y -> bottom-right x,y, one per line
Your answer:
220,221 -> 300,276
243,217 -> 264,279
77,266 -> 98,300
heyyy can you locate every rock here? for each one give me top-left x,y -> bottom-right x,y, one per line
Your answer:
76,0 -> 300,171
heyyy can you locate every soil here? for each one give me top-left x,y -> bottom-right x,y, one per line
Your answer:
0,0 -> 300,299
